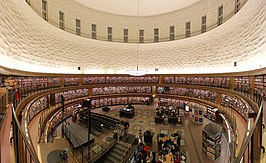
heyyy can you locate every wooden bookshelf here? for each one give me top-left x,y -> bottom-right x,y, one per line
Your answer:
254,75 -> 263,94
234,76 -> 251,93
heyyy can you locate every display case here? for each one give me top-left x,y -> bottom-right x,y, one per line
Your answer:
202,123 -> 222,160
206,108 -> 219,122
192,106 -> 203,124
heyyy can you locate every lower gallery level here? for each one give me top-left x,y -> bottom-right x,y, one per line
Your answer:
35,102 -> 247,163
0,72 -> 265,163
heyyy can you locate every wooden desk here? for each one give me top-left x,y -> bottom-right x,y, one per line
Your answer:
119,108 -> 134,118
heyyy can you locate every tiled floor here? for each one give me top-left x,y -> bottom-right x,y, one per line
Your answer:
93,103 -> 231,163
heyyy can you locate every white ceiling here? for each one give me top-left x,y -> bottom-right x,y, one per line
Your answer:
72,0 -> 201,16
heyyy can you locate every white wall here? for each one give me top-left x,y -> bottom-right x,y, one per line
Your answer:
29,0 -> 247,43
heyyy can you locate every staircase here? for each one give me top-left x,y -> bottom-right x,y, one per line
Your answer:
104,141 -> 130,163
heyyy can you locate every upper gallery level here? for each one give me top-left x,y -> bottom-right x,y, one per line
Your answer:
28,0 -> 247,43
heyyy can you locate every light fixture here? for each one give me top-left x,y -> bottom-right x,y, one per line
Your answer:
128,0 -> 147,76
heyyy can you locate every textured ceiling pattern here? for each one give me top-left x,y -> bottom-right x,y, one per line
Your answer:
0,0 -> 265,74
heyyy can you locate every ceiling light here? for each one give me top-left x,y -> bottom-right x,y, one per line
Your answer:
128,0 -> 147,76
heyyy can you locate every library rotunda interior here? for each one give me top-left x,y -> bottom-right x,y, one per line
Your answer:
0,0 -> 266,163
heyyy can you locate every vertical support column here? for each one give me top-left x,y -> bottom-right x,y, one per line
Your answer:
60,95 -> 65,138
250,76 -> 255,97
0,88 -> 8,108
253,118 -> 261,161
18,132 -> 24,163
230,77 -> 235,91
260,105 -> 264,152
79,76 -> 83,86
152,86 -> 157,95
12,115 -> 19,163
81,99 -> 91,161
88,87 -> 92,97
251,133 -> 254,163
159,75 -> 164,84
217,93 -> 222,111
60,76 -> 65,87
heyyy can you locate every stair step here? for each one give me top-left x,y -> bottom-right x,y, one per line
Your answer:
112,148 -> 124,156
105,156 -> 119,163
117,141 -> 129,147
113,145 -> 127,152
104,141 -> 131,163
109,152 -> 122,161
104,158 -> 114,163
116,142 -> 129,149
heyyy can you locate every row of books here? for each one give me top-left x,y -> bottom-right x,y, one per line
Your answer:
157,87 -> 217,103
164,76 -> 230,88
92,86 -> 152,95
83,76 -> 159,84
47,104 -> 79,133
55,89 -> 88,103
91,97 -> 149,108
221,94 -> 254,120
27,96 -> 48,122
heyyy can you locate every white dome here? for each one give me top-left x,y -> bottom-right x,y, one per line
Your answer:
0,0 -> 265,74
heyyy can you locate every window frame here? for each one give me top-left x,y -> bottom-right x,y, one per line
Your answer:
59,11 -> 64,30
76,19 -> 81,36
92,24 -> 97,39
42,0 -> 47,21
235,0 -> 241,13
169,26 -> 175,41
218,5 -> 223,26
154,28 -> 159,43
123,28 -> 128,43
201,15 -> 206,33
139,29 -> 144,43
107,27 -> 112,42
185,21 -> 191,38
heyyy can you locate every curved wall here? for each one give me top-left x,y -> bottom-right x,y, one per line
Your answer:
0,0 -> 265,74
29,0 -> 246,43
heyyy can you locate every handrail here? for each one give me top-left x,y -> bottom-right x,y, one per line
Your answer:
12,91 -> 40,163
120,137 -> 137,163
234,96 -> 263,162
120,143 -> 133,163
